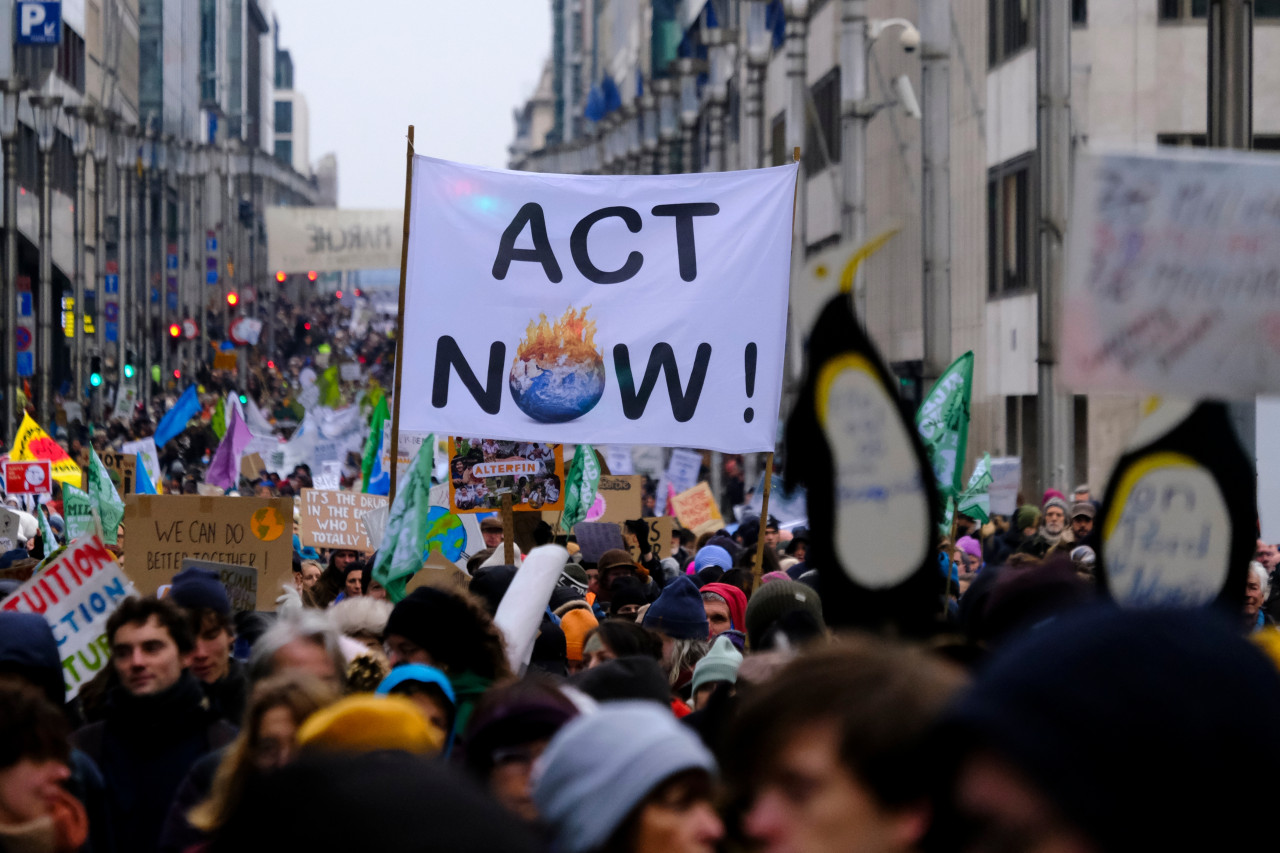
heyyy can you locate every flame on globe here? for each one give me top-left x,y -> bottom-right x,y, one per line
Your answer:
509,306 -> 606,423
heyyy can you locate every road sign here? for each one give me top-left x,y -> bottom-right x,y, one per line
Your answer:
15,352 -> 33,376
17,292 -> 31,316
105,321 -> 118,343
16,1 -> 61,45
206,237 -> 217,252
104,274 -> 118,294
4,460 -> 52,496
14,328 -> 31,351
166,254 -> 178,270
104,303 -> 119,322
206,270 -> 218,285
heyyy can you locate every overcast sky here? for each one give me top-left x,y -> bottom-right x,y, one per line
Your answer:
268,0 -> 552,210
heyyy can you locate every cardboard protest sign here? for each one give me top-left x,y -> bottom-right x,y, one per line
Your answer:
1,534 -> 136,699
240,452 -> 266,482
586,475 -> 643,524
1098,402 -> 1255,609
0,507 -> 20,551
340,362 -> 362,382
112,383 -> 138,421
99,452 -> 136,497
988,457 -> 1022,517
299,489 -> 389,552
448,437 -> 564,513
181,558 -> 258,613
399,157 -> 797,453
3,460 -> 52,495
574,521 -> 626,563
1064,148 -> 1280,397
670,482 -> 723,535
628,516 -> 674,563
124,496 -> 293,611
656,448 -> 703,515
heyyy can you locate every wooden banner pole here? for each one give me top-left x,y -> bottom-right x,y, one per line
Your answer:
388,125 -> 414,503
502,492 -> 515,565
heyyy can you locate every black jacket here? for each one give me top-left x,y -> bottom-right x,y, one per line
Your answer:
203,658 -> 248,726
71,673 -> 238,853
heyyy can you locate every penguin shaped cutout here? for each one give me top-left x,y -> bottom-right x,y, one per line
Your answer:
784,231 -> 944,636
1097,400 -> 1256,611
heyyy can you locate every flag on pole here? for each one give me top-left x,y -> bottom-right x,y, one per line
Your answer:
135,453 -> 157,494
37,505 -> 59,552
61,484 -> 98,541
361,396 -> 390,493
956,454 -> 993,524
155,385 -> 202,448
205,404 -> 254,490
11,413 -> 82,487
916,351 -> 974,500
211,396 -> 227,440
86,449 -> 125,545
371,432 -> 436,603
560,445 -> 600,533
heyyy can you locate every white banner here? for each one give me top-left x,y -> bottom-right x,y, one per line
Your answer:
399,157 -> 797,453
1065,147 -> 1280,397
265,207 -> 403,273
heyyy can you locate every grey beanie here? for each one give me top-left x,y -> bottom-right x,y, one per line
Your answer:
691,634 -> 743,696
533,702 -> 716,853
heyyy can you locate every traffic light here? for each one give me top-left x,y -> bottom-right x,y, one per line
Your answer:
173,369 -> 181,379
276,271 -> 287,283
90,357 -> 102,388
335,290 -> 343,299
239,394 -> 248,405
226,291 -> 239,307
304,322 -> 311,331
168,323 -> 181,338
307,270 -> 318,282
123,362 -> 135,379
267,360 -> 276,369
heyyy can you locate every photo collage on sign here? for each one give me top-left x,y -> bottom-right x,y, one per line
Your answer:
448,437 -> 564,513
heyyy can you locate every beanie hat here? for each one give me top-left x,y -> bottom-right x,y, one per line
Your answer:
642,576 -> 709,640
463,690 -> 578,778
1014,504 -> 1041,531
297,694 -> 444,755
1041,488 -> 1066,506
533,702 -> 717,853
690,635 -> 744,695
744,579 -> 824,650
597,549 -> 637,573
699,582 -> 747,632
571,656 -> 671,705
694,544 -> 733,573
469,564 -> 517,616
608,577 -> 649,615
375,663 -> 457,707
561,563 -> 589,591
956,536 -> 983,562
761,571 -> 790,584
560,609 -> 599,662
1043,497 -> 1069,516
384,587 -> 489,676
941,607 -> 1280,851
168,566 -> 231,616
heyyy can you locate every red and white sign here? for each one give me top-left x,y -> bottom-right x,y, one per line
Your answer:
229,316 -> 263,346
4,460 -> 53,495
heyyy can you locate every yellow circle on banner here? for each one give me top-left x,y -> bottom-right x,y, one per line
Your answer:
251,506 -> 286,542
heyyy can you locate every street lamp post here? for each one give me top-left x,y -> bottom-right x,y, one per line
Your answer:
139,122 -> 155,408
30,94 -> 64,429
678,58 -> 703,173
115,124 -> 135,397
640,88 -> 659,175
66,105 -> 93,407
705,27 -> 734,173
92,109 -> 111,423
155,135 -> 171,389
743,1 -> 772,171
656,78 -> 677,174
1,79 -> 23,441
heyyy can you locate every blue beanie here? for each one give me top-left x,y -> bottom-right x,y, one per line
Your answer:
533,702 -> 716,853
375,664 -> 457,706
693,544 -> 733,573
169,566 -> 231,616
642,575 -> 708,640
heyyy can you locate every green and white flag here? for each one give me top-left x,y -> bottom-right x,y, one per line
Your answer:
87,449 -> 125,544
37,505 -> 59,551
62,484 -> 98,542
371,432 -> 435,603
916,351 -> 974,499
956,454 -> 993,524
560,445 -> 601,533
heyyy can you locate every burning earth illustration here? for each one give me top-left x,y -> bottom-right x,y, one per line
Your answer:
509,306 -> 606,423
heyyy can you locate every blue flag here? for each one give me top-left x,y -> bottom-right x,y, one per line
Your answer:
367,429 -> 390,496
135,453 -> 157,494
155,385 -> 201,448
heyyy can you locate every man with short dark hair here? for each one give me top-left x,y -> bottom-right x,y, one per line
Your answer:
168,565 -> 247,725
71,596 -> 237,853
1070,501 -> 1096,551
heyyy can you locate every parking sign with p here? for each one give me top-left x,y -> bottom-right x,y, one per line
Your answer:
16,1 -> 61,45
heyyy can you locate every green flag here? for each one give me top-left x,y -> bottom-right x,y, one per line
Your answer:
318,365 -> 341,408
212,396 -> 227,440
371,432 -> 435,603
362,396 -> 390,492
560,445 -> 600,533
37,505 -> 59,553
87,449 -> 125,545
62,484 -> 97,541
956,454 -> 993,524
916,351 -> 974,499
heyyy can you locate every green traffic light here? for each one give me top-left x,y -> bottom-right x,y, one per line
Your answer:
123,364 -> 136,379
90,373 -> 102,387
239,394 -> 248,405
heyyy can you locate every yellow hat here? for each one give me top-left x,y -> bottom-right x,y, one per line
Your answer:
296,694 -> 444,755
561,608 -> 600,662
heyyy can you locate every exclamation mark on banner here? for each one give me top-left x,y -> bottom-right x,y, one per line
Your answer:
744,342 -> 757,423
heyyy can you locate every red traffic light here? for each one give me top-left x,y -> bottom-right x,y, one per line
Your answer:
334,290 -> 343,299
267,360 -> 276,369
168,323 -> 181,338
303,322 -> 311,331
226,292 -> 239,306
173,369 -> 181,378
275,271 -> 287,283
307,270 -> 318,282
354,288 -> 362,297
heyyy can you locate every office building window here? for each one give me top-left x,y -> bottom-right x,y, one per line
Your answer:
275,140 -> 293,165
770,110 -> 786,166
1073,0 -> 1087,25
1158,0 -> 1208,19
805,68 -> 841,173
1158,133 -> 1280,150
989,0 -> 1030,67
988,157 -> 1031,296
275,101 -> 293,134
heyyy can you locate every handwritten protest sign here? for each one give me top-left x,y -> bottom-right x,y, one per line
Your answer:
629,516 -> 674,563
99,452 -> 136,497
585,475 -> 643,524
988,457 -> 1022,517
574,521 -> 626,563
1064,148 -> 1280,397
670,482 -> 723,535
656,448 -> 703,515
399,157 -> 797,452
448,437 -> 564,513
124,496 -> 293,611
181,558 -> 259,613
1,534 -> 136,699
299,489 -> 389,552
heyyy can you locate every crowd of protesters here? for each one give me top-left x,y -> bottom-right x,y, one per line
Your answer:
2,291 -> 1280,852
